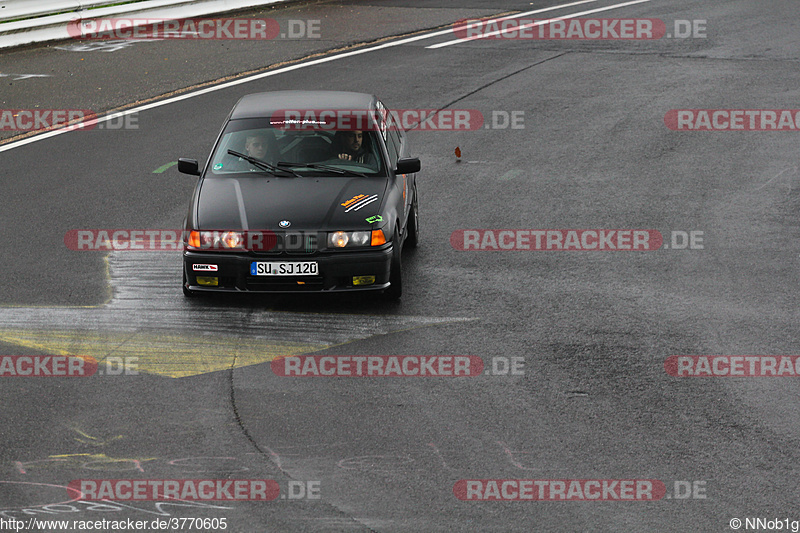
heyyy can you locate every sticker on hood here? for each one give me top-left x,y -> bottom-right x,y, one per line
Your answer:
341,194 -> 378,212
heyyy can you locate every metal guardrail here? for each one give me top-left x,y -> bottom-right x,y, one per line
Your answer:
0,1 -> 142,23
0,0 -> 285,48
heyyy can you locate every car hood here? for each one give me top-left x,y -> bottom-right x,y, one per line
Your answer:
196,176 -> 388,230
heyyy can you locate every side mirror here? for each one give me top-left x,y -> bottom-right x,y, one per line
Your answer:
395,157 -> 420,175
178,158 -> 201,176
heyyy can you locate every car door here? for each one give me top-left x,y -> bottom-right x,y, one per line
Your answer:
380,106 -> 412,232
393,126 -> 413,223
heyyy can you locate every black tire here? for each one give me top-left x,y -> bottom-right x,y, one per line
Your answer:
405,185 -> 419,249
384,229 -> 403,300
182,269 -> 196,297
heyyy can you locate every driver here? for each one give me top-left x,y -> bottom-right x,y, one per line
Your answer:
333,130 -> 373,164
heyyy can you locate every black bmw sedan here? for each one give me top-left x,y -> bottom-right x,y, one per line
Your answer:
178,90 -> 420,299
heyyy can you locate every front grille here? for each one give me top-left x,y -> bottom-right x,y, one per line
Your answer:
250,231 -> 320,256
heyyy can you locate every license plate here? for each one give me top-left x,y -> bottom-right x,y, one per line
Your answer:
250,262 -> 318,276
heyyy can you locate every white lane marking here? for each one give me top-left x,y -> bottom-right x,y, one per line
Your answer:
54,40 -> 161,53
0,0 -> 610,154
427,0 -> 652,49
0,74 -> 51,80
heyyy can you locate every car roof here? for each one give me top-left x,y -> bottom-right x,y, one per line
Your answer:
230,91 -> 379,119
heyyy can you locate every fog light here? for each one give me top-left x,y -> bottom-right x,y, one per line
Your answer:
353,275 -> 375,286
196,276 -> 218,286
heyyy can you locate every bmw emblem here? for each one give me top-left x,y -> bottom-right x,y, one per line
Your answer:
279,220 -> 291,228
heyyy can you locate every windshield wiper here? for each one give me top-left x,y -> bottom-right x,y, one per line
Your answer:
277,161 -> 368,178
227,150 -> 300,177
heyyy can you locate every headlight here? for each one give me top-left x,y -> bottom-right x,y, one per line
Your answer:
350,231 -> 371,246
187,230 -> 245,250
328,230 -> 383,248
329,231 -> 349,248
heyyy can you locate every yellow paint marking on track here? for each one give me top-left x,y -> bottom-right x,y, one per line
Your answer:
69,427 -> 124,447
48,453 -> 157,463
15,454 -> 159,474
0,329 -> 323,378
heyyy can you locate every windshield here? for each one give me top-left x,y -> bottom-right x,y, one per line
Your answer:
208,118 -> 385,177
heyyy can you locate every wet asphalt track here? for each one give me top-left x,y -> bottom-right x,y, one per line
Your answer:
1,0 -> 800,531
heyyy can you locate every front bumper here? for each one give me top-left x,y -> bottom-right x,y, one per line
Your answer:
183,246 -> 393,293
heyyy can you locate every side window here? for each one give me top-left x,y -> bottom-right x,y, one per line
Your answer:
392,128 -> 405,157
386,123 -> 401,168
377,100 -> 401,168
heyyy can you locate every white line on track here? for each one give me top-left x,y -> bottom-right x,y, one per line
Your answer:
0,0 -> 653,154
427,0 -> 651,49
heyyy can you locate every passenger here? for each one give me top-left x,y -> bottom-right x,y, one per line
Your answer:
244,133 -> 269,160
